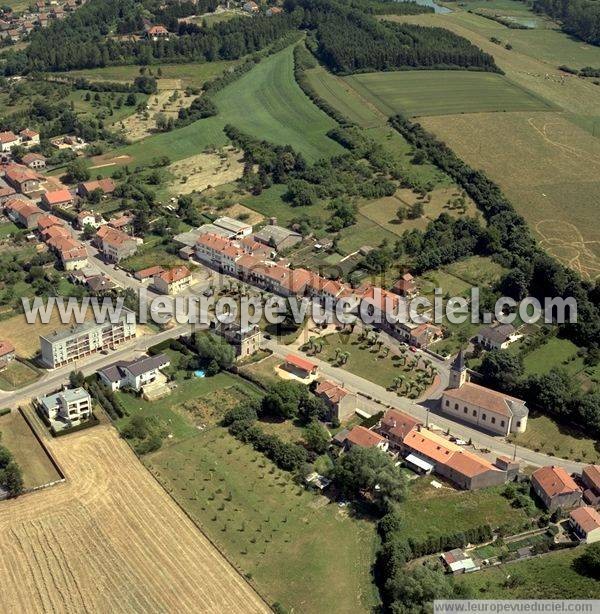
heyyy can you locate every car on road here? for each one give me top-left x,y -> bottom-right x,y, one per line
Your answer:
409,346 -> 417,353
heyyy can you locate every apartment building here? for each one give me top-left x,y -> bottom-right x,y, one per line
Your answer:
39,313 -> 136,368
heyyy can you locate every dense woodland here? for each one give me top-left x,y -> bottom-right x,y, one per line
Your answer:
291,0 -> 499,73
533,0 -> 600,45
0,0 -> 497,75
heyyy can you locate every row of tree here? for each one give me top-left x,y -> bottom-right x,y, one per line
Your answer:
389,113 -> 600,354
0,434 -> 24,498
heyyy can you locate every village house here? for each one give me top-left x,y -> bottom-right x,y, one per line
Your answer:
266,6 -> 283,15
145,24 -> 169,40
21,152 -> 46,169
57,238 -> 88,271
213,216 -> 253,238
0,340 -> 16,370
19,128 -> 40,147
531,465 -> 582,511
0,131 -> 19,153
283,354 -> 318,379
581,465 -> 600,505
476,323 -> 520,351
314,380 -> 357,423
107,213 -> 133,232
214,321 -> 262,359
37,213 -> 65,232
243,1 -> 259,12
152,266 -> 192,295
344,425 -> 389,451
377,408 -> 421,449
37,387 -> 92,427
76,210 -> 104,229
4,164 -> 40,194
5,198 -> 43,228
254,223 -> 301,251
95,226 -> 139,263
0,183 -> 16,204
77,178 -> 115,199
570,507 -> 600,544
392,273 -> 417,298
401,427 -> 511,490
135,266 -> 165,282
440,350 -> 528,436
41,188 -> 76,209
98,353 -> 171,392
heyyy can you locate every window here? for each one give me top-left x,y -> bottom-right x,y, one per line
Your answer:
445,400 -> 450,407
482,413 -> 486,421
491,417 -> 496,424
516,421 -> 521,428
464,408 -> 468,414
454,403 -> 458,410
501,420 -> 505,427
472,410 -> 477,417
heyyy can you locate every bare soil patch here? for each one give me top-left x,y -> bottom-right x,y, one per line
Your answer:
0,425 -> 269,613
89,153 -> 133,170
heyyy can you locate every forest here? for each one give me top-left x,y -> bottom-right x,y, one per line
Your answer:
1,0 -> 497,75
533,0 -> 600,45
292,0 -> 499,74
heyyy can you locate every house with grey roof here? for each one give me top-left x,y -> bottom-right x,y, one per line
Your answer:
476,323 -> 520,350
254,224 -> 302,251
98,353 -> 170,391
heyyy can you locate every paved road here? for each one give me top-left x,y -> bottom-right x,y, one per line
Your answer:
265,341 -> 585,473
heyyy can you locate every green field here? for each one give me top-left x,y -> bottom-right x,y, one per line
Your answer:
59,59 -> 241,89
145,426 -> 381,612
0,360 -> 41,391
458,546 -> 600,598
113,45 -> 343,166
399,479 -> 537,541
343,70 -> 553,117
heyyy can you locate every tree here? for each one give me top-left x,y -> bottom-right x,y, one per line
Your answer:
194,333 -> 235,371
304,421 -> 330,454
69,370 -> 85,388
1,461 -> 23,497
331,446 -> 406,510
65,158 -> 90,183
261,380 -> 308,420
480,349 -> 523,391
575,543 -> 600,579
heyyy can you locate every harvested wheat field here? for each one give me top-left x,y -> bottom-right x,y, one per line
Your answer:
0,424 -> 269,614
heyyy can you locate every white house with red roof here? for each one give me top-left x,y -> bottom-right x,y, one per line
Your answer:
570,506 -> 600,543
152,266 -> 192,295
531,465 -> 582,511
314,380 -> 357,422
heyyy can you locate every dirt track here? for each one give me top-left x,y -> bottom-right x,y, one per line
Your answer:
0,425 -> 269,614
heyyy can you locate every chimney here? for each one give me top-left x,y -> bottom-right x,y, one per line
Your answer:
269,216 -> 277,226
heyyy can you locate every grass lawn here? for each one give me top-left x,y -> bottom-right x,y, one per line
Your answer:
59,59 -> 240,89
510,414 -> 600,463
337,211 -> 400,253
0,360 -> 41,391
343,70 -> 553,118
315,331 -> 433,393
0,222 -> 21,237
399,479 -> 537,541
66,90 -> 147,125
120,245 -> 189,272
0,410 -> 61,489
239,355 -> 282,388
457,546 -> 600,598
115,371 -> 261,441
112,45 -> 343,166
520,336 -> 583,377
145,426 -> 381,612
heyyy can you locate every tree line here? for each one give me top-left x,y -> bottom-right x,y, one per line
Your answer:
389,114 -> 600,354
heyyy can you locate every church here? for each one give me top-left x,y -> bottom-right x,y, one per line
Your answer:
440,350 -> 529,436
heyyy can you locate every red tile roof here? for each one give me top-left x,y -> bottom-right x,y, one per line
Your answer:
583,465 -> 600,492
380,408 -> 421,440
42,188 -> 73,206
0,131 -> 18,144
80,178 -> 115,194
156,266 -> 191,284
532,466 -> 580,499
37,214 -> 64,231
136,265 -> 165,280
284,353 -> 317,373
315,380 -> 349,405
346,425 -> 386,448
0,340 -> 15,357
570,506 -> 600,534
